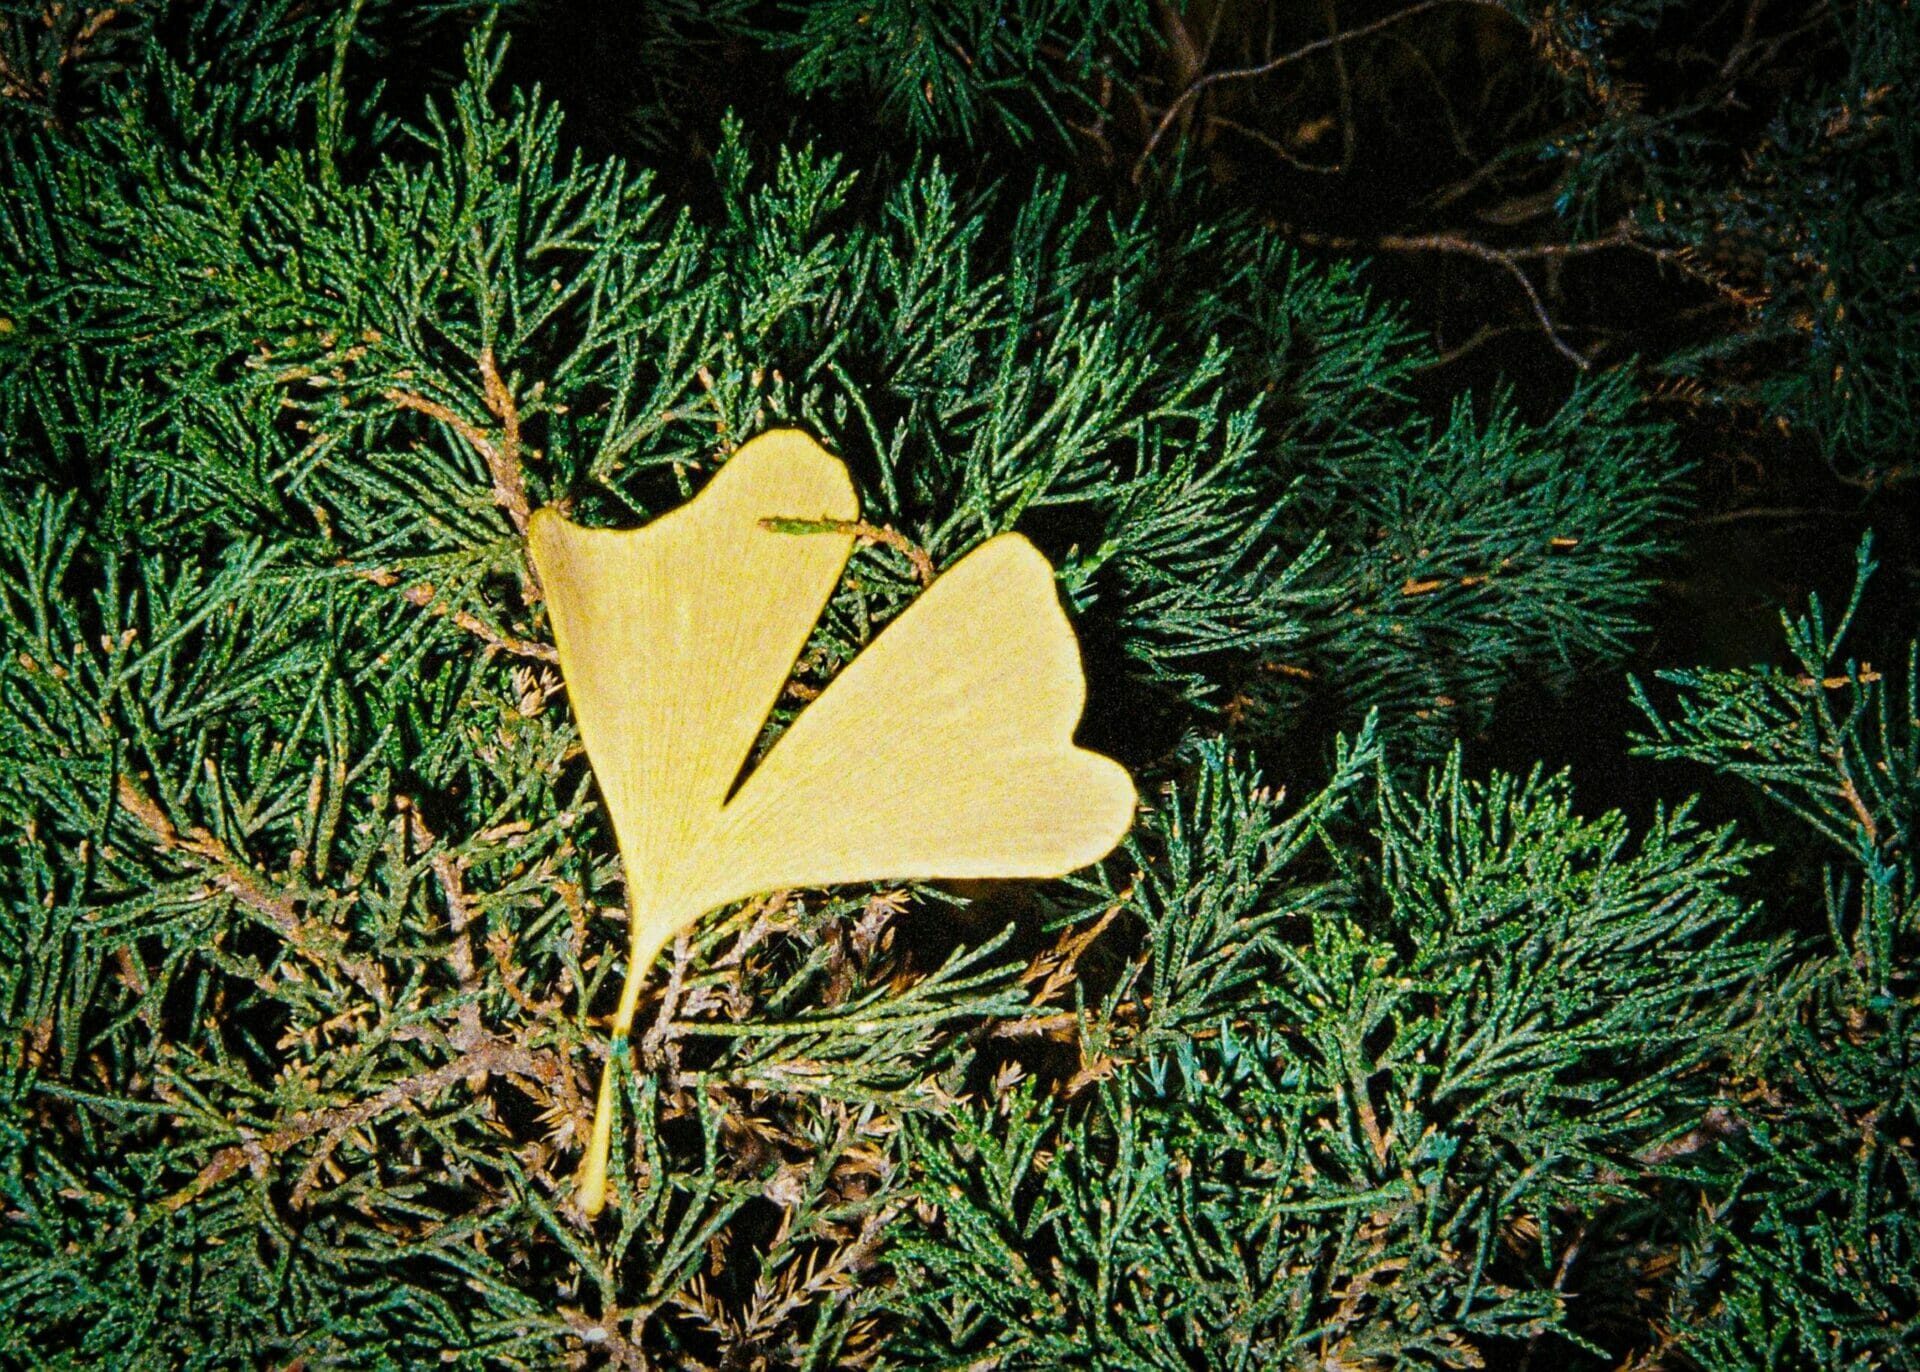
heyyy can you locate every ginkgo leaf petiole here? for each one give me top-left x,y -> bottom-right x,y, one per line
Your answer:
575,915 -> 674,1216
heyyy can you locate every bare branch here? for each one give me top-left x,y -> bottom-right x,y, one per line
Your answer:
1287,223 -> 1638,369
1133,0 -> 1511,182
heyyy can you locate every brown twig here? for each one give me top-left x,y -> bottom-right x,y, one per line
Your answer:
477,347 -> 531,533
159,1033 -> 561,1213
1418,322 -> 1541,370
758,517 -> 937,587
1060,1050 -> 1121,1098
1834,768 -> 1881,846
1205,114 -> 1343,174
412,803 -> 487,1060
386,346 -> 532,537
1132,0 -> 1509,182
640,932 -> 692,1064
1384,32 -> 1476,161
115,774 -> 389,1007
557,1306 -> 652,1371
1626,237 -> 1768,310
1633,1103 -> 1743,1166
489,925 -> 563,1014
352,566 -> 559,662
1372,230 -> 1625,369
1020,901 -> 1125,1005
1517,1219 -> 1591,1372
989,1011 -> 1081,1040
1348,1070 -> 1392,1166
1287,223 -> 1636,369
1695,505 -> 1847,527
737,1202 -> 897,1343
387,389 -> 497,471
1322,0 -> 1358,171
1423,133 -> 1574,216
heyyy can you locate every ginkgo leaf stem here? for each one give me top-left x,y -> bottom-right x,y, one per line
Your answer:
577,914 -> 675,1217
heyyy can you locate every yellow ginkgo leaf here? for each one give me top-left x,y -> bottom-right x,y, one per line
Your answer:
529,428 -> 1136,1215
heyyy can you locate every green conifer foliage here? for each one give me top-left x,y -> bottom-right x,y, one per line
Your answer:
1633,539 -> 1919,1370
891,734 -> 1771,1366
0,4 -> 1913,1369
771,0 -> 1154,146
